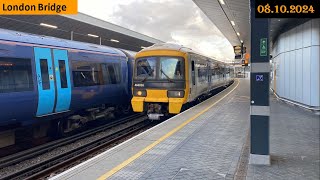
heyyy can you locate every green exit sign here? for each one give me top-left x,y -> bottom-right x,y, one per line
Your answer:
260,38 -> 267,56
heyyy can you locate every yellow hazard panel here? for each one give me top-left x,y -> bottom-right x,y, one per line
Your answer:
169,98 -> 184,114
145,90 -> 168,102
131,97 -> 145,112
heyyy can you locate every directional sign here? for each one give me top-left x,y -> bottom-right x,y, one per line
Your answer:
260,38 -> 267,56
256,75 -> 263,81
234,45 -> 242,59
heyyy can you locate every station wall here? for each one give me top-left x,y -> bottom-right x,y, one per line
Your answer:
272,19 -> 320,108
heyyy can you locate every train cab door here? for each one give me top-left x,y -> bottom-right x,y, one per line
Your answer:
190,60 -> 197,100
34,47 -> 71,116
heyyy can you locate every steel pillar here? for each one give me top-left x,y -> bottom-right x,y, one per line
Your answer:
249,0 -> 271,165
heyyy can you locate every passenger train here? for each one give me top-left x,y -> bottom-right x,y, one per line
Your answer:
0,29 -> 233,148
131,43 -> 234,120
0,29 -> 134,147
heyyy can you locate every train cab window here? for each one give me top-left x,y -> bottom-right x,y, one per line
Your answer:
159,57 -> 184,80
72,61 -> 102,87
40,59 -> 50,90
0,57 -> 34,93
135,57 -> 156,79
58,60 -> 68,88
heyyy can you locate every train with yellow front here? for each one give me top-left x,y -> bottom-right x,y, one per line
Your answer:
131,43 -> 234,120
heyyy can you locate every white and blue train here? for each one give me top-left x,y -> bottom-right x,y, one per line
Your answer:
0,29 -> 134,146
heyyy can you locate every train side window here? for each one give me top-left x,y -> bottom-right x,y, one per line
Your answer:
58,60 -> 68,88
114,63 -> 121,83
40,59 -> 50,90
72,61 -> 102,87
0,57 -> 34,93
108,63 -> 121,84
101,64 -> 111,84
102,63 -> 121,84
198,67 -> 207,83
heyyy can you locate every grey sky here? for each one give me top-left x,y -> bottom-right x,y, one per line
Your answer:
79,0 -> 234,61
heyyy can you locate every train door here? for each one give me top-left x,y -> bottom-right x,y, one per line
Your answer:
190,59 -> 197,100
52,49 -> 71,113
207,63 -> 212,91
34,47 -> 71,116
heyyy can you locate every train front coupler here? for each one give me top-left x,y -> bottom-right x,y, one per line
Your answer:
147,103 -> 165,120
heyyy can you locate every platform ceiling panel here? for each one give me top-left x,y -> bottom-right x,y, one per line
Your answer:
193,0 -> 311,57
0,13 -> 163,52
193,0 -> 247,49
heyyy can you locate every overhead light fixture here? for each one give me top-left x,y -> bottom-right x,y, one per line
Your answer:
270,29 -> 273,31
237,32 -> 240,36
40,23 -> 57,29
219,0 -> 225,5
278,19 -> 281,21
110,39 -> 119,43
231,21 -> 235,26
240,40 -> 243,43
141,46 -> 147,48
87,34 -> 99,38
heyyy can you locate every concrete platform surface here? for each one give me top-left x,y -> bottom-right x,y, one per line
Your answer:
246,95 -> 320,180
51,78 -> 319,180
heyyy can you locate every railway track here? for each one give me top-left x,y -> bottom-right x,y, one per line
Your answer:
0,113 -> 149,180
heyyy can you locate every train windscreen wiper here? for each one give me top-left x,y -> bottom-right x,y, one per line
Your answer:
160,69 -> 174,82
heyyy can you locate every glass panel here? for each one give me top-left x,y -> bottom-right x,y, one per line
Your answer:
135,57 -> 156,79
192,61 -> 195,85
72,61 -> 102,87
101,63 -> 121,84
191,61 -> 195,71
101,64 -> 111,84
58,60 -> 68,88
107,64 -> 117,84
0,58 -> 33,93
112,63 -> 121,84
40,59 -> 50,90
159,57 -> 183,80
198,67 -> 207,83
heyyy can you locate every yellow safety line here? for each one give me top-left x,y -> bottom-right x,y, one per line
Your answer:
97,80 -> 240,180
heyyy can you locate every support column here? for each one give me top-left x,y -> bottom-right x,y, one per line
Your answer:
249,0 -> 270,165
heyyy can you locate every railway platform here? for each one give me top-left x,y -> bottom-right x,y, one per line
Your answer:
51,79 -> 319,180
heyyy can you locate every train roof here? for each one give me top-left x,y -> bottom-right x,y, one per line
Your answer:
120,49 -> 137,58
140,43 -> 225,64
0,28 -> 126,56
141,43 -> 194,53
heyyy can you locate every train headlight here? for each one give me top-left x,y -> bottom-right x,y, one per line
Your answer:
167,90 -> 184,98
134,89 -> 147,97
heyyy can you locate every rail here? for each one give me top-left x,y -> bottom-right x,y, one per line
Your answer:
0,113 -> 148,180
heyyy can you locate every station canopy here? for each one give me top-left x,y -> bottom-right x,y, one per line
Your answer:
0,13 -> 163,52
193,0 -> 310,60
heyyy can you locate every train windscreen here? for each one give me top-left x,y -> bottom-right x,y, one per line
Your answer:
134,56 -> 184,81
